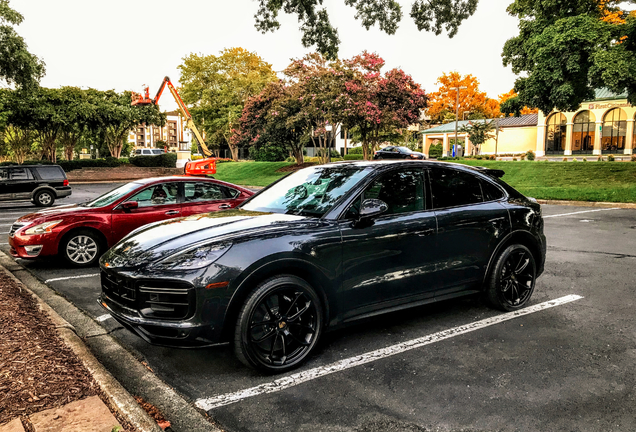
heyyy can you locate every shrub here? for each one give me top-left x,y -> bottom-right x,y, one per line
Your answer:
631,155 -> 636,162
129,152 -> 177,168
520,153 -> 526,160
215,158 -> 235,163
572,157 -> 578,162
344,154 -> 364,160
307,157 -> 321,163
597,156 -> 604,162
512,157 -> 518,161
347,146 -> 364,154
285,156 -> 296,163
331,157 -> 344,162
428,143 -> 443,159
526,150 -> 535,161
607,154 -> 615,161
562,157 -> 568,162
583,157 -> 587,162
489,155 -> 496,160
192,155 -> 203,161
251,144 -> 287,162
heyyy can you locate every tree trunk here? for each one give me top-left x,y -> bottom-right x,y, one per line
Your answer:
291,145 -> 304,165
229,144 -> 239,161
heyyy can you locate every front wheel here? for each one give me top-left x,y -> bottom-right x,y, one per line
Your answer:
61,230 -> 102,267
485,244 -> 536,311
234,275 -> 323,373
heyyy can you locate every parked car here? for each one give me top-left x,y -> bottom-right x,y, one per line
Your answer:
9,176 -> 253,267
133,149 -> 165,156
0,164 -> 71,207
373,146 -> 427,160
99,161 -> 546,373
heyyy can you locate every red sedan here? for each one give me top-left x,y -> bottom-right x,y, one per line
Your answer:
8,176 -> 254,267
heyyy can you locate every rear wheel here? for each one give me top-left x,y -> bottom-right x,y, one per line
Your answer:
34,190 -> 55,207
486,244 -> 536,311
61,230 -> 102,267
234,275 -> 323,373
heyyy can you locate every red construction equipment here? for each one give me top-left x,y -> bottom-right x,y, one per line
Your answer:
131,76 -> 216,175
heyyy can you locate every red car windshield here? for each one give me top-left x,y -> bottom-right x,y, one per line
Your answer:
82,183 -> 141,208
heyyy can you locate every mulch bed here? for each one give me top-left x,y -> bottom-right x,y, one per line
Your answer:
275,162 -> 317,172
0,271 -> 97,427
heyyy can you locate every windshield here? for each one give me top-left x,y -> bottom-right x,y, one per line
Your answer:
398,147 -> 412,153
83,183 -> 141,208
242,166 -> 370,217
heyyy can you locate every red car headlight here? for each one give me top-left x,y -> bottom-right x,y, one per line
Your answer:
24,220 -> 63,235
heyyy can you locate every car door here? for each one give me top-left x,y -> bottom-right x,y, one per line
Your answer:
181,181 -> 242,217
9,167 -> 37,199
429,167 -> 510,297
338,168 -> 438,320
110,182 -> 181,244
0,168 -> 9,200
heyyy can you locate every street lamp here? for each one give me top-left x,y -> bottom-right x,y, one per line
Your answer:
452,86 -> 467,156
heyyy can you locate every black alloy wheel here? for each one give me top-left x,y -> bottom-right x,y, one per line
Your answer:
34,190 -> 55,207
486,244 -> 536,311
235,275 -> 323,373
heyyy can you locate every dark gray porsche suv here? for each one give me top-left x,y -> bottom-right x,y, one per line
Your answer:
99,161 -> 546,373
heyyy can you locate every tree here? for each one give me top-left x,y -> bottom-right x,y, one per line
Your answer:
502,0 -> 636,114
498,89 -> 538,117
3,125 -> 33,163
426,72 -> 490,123
178,48 -> 277,160
0,1 -> 45,89
460,119 -> 497,155
253,0 -> 478,59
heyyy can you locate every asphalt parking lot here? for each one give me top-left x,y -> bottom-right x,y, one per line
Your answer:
2,183 -> 636,432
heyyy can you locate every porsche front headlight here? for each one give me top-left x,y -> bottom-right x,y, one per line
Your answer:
154,243 -> 232,270
24,220 -> 63,235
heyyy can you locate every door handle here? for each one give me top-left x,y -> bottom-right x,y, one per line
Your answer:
165,210 -> 180,215
219,204 -> 232,209
417,228 -> 435,237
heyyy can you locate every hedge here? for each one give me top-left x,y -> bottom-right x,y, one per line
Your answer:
129,152 -> 177,168
347,146 -> 364,154
344,154 -> 364,160
0,157 -> 125,172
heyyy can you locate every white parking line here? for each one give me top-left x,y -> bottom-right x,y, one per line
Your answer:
44,273 -> 100,284
544,208 -> 619,218
96,314 -> 112,322
195,294 -> 584,411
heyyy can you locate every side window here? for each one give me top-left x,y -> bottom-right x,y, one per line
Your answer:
184,182 -> 228,202
0,169 -> 8,180
225,187 -> 240,199
347,169 -> 425,217
481,179 -> 505,201
9,168 -> 33,180
134,150 -> 142,155
430,168 -> 483,209
35,166 -> 64,180
129,183 -> 179,208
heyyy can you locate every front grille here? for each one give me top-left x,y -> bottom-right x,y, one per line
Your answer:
9,222 -> 27,237
101,271 -> 136,308
138,280 -> 194,320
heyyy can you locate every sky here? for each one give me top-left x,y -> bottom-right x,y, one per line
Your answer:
11,0 -> 521,112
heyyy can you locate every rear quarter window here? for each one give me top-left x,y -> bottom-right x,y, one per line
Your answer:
34,166 -> 65,180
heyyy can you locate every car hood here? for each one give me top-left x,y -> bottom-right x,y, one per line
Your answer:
102,209 -> 309,269
16,204 -> 98,224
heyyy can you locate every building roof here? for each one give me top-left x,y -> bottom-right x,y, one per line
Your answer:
421,113 -> 538,135
594,88 -> 628,101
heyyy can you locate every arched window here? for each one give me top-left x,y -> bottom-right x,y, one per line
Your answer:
573,111 -> 596,154
602,108 -> 626,153
545,113 -> 567,154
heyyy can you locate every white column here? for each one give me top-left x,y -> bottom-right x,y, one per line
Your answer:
593,121 -> 602,155
536,125 -> 546,157
625,119 -> 634,155
442,134 -> 450,157
564,123 -> 573,156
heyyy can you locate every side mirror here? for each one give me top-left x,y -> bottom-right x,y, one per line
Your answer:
359,199 -> 388,219
120,201 -> 139,211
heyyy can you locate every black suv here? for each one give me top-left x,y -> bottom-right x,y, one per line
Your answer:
0,165 -> 72,207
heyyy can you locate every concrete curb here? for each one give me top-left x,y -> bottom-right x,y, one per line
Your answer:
0,256 -> 162,432
0,252 -> 223,432
536,199 -> 636,209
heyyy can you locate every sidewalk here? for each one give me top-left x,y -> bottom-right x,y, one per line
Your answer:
0,264 -> 162,432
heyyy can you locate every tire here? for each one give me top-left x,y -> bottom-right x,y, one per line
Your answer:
234,275 -> 323,373
34,190 -> 55,207
61,230 -> 102,267
485,244 -> 536,311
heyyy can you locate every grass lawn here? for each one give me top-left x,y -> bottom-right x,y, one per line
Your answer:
214,160 -> 636,203
215,161 -> 293,187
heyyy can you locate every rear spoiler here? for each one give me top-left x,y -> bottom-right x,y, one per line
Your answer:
473,166 -> 505,178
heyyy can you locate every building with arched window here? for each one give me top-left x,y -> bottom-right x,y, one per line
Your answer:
536,89 -> 633,156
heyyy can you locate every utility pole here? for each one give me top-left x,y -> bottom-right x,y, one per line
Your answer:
453,86 -> 467,156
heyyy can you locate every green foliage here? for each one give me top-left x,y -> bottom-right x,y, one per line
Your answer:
459,120 -> 496,154
347,146 -> 364,154
526,150 -> 535,161
0,157 -> 126,172
502,0 -> 636,113
250,142 -> 288,162
344,154 -> 364,160
0,1 -> 45,89
129,152 -> 177,168
428,143 -> 443,158
253,0 -> 477,59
